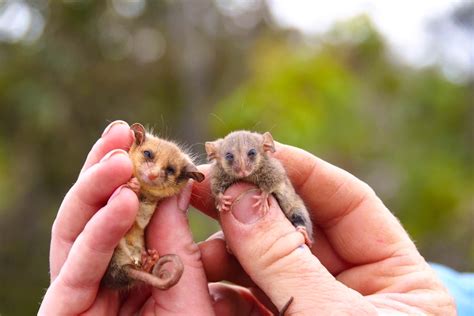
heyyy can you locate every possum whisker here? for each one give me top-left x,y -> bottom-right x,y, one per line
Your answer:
209,113 -> 227,126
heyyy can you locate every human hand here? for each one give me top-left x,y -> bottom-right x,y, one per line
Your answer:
39,121 -> 229,315
192,143 -> 456,315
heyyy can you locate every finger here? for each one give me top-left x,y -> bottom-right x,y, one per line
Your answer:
118,287 -> 151,316
192,170 -> 349,278
218,183 -> 375,314
199,234 -> 279,314
39,187 -> 138,315
335,249 -> 442,295
81,289 -> 119,316
145,181 -> 214,316
191,164 -> 216,218
50,150 -> 133,280
209,283 -> 272,316
201,229 -> 353,280
199,232 -> 255,287
273,144 -> 414,264
80,120 -> 134,174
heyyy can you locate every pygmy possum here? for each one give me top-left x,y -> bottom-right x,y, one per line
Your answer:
102,123 -> 205,290
205,130 -> 314,248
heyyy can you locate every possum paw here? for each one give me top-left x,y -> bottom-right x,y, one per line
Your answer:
216,193 -> 233,212
127,177 -> 141,195
141,249 -> 159,272
252,191 -> 270,214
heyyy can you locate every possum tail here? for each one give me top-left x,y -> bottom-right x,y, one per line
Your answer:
126,254 -> 184,290
279,296 -> 294,316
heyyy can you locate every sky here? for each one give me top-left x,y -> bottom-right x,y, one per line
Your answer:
268,0 -> 473,82
269,0 -> 449,62
0,0 -> 472,82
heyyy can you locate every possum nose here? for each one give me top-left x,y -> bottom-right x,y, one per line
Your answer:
234,166 -> 249,178
148,173 -> 159,181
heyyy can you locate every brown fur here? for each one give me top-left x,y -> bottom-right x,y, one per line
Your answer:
102,123 -> 204,290
205,131 -> 314,245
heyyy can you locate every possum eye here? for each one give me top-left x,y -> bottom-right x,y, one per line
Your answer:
165,166 -> 175,175
143,150 -> 154,160
225,152 -> 234,162
247,149 -> 257,158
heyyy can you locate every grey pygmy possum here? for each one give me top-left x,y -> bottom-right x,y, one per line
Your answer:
205,130 -> 314,247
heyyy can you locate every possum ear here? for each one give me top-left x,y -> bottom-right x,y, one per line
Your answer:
130,123 -> 146,146
184,163 -> 205,182
205,140 -> 222,161
262,132 -> 275,153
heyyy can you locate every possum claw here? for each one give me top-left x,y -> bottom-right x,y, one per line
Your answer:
296,226 -> 313,248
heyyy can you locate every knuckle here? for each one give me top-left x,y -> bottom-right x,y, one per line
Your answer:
255,227 -> 308,273
182,241 -> 205,270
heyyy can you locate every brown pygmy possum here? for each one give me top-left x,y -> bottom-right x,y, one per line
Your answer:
205,130 -> 314,247
102,123 -> 205,290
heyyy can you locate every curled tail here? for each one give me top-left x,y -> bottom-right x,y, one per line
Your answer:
126,254 -> 184,290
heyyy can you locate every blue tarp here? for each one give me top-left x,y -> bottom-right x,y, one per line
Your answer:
431,263 -> 474,316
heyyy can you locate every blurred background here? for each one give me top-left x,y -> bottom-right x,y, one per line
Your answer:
0,0 -> 472,314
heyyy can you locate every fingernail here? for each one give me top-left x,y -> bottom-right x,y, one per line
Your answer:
210,292 -> 222,304
230,190 -> 266,224
205,231 -> 225,241
100,149 -> 128,163
101,120 -> 128,138
108,185 -> 127,203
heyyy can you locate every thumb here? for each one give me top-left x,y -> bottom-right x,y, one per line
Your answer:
219,183 -> 372,314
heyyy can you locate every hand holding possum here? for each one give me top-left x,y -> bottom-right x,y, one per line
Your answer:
39,121 -> 215,316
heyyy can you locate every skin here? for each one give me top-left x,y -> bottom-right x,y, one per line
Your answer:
39,121 -> 455,315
